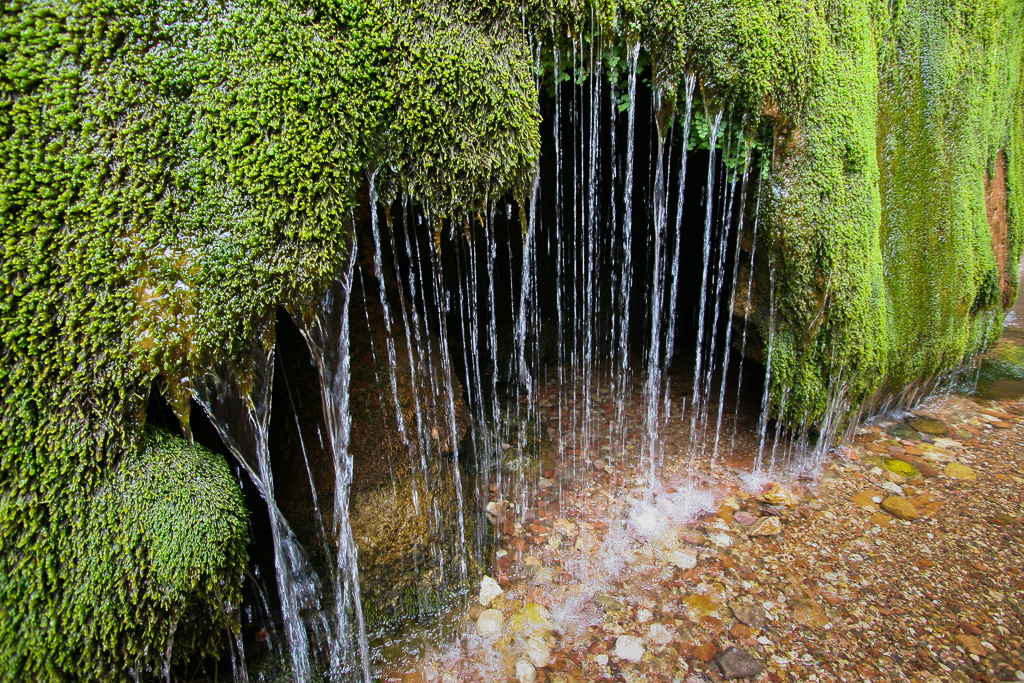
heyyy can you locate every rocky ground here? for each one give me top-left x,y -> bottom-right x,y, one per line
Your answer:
380,386 -> 1024,683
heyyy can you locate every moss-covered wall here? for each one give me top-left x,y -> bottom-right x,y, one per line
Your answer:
1,0 -> 1021,675
1,0 -> 536,677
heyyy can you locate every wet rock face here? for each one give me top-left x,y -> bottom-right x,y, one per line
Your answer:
348,288 -> 475,626
271,271 -> 473,629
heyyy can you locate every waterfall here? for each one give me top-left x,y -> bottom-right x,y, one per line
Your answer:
217,41 -> 806,681
193,338 -> 327,683
295,245 -> 370,681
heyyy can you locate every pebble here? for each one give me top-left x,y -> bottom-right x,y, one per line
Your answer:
476,609 -> 503,635
733,510 -> 758,525
515,660 -> 536,683
747,516 -> 783,536
944,462 -> 976,480
614,635 -> 645,662
881,496 -> 919,520
478,576 -> 503,606
715,646 -> 765,680
709,532 -> 733,547
525,632 -> 554,667
670,548 -> 699,569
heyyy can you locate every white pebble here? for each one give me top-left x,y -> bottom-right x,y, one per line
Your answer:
614,635 -> 645,662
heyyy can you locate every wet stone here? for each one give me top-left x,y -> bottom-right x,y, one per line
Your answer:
910,416 -> 949,436
596,594 -> 623,613
887,422 -> 922,441
881,496 -> 919,521
884,458 -> 919,480
759,483 -> 800,507
714,646 -> 765,680
525,632 -> 554,668
944,462 -> 977,480
479,575 -> 503,606
730,602 -> 768,629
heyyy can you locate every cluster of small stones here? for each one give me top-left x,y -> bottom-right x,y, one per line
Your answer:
384,388 -> 1024,682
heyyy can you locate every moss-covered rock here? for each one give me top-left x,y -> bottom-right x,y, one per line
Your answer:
884,458 -> 920,480
5,428 -> 248,678
1,0 -> 534,674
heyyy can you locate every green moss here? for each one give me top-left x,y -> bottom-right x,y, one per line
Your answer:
884,458 -> 920,479
2,428 -> 246,678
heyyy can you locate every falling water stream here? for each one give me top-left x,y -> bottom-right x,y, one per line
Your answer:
202,46 -> 889,682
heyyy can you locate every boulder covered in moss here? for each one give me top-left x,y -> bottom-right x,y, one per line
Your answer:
32,429 -> 246,679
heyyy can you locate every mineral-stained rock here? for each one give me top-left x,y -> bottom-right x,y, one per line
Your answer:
748,516 -> 783,536
694,640 -> 718,662
944,462 -> 977,480
910,416 -> 948,436
715,647 -> 765,680
685,594 -> 721,618
730,602 -> 768,629
881,496 -> 919,520
954,634 -> 986,656
760,483 -> 800,507
793,600 -> 829,629
869,512 -> 892,528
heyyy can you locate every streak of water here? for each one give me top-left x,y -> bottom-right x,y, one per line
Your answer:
296,239 -> 370,681
690,104 -> 725,439
193,338 -> 324,683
